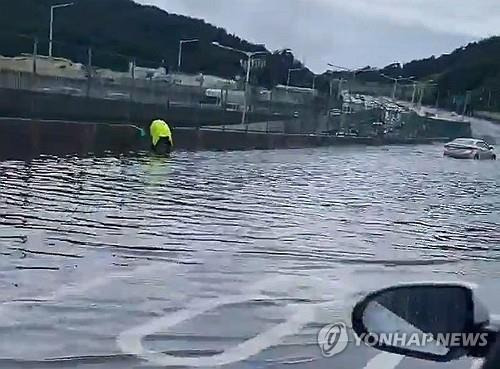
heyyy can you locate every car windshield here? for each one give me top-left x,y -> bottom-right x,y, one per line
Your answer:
451,139 -> 477,146
1,1 -> 499,368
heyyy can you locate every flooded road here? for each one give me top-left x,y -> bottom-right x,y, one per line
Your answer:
0,145 -> 499,369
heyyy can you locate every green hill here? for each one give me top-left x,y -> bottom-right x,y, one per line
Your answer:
378,37 -> 500,111
1,0 -> 498,110
0,0 -> 313,88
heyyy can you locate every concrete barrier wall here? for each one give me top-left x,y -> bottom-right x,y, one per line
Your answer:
0,118 -> 458,160
172,128 -> 376,152
0,118 -> 143,160
404,113 -> 472,139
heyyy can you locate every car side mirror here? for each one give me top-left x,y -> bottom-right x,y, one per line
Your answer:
352,283 -> 491,362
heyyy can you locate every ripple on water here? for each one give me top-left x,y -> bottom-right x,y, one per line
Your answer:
0,146 -> 499,363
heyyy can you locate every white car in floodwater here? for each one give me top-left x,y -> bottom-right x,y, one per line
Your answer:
444,138 -> 496,160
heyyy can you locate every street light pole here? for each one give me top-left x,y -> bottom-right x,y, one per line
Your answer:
211,42 -> 268,127
327,63 -> 376,94
178,39 -> 199,71
49,2 -> 74,58
242,53 -> 253,128
392,79 -> 398,100
338,78 -> 345,99
411,82 -> 417,107
380,74 -> 415,101
409,80 -> 437,111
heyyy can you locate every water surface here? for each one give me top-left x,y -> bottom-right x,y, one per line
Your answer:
0,145 -> 499,369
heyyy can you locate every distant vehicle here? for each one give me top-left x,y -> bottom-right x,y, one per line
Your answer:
35,87 -> 53,94
105,92 -> 130,100
225,103 -> 241,112
336,129 -> 359,137
36,86 -> 83,96
342,103 -> 353,114
258,90 -> 272,101
329,108 -> 341,117
200,95 -> 219,105
444,138 -> 496,160
59,87 -> 83,95
348,128 -> 360,137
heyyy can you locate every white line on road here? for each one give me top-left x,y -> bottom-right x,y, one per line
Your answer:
117,294 -> 316,367
363,352 -> 404,369
117,276 -> 324,367
470,359 -> 484,369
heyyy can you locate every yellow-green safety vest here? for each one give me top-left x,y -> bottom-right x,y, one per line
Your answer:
150,119 -> 173,146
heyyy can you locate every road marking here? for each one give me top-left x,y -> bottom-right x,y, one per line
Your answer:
117,293 -> 315,367
470,359 -> 484,369
117,276 -> 326,367
363,352 -> 404,369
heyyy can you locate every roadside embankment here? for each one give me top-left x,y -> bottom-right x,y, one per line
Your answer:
0,117 -> 457,160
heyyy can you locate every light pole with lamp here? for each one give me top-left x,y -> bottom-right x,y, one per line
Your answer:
327,63 -> 355,82
49,2 -> 74,58
212,42 -> 268,128
327,63 -> 377,95
416,80 -> 437,112
178,38 -> 199,71
380,73 -> 415,100
411,82 -> 418,107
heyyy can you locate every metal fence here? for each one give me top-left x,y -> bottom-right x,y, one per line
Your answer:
0,34 -> 211,107
0,32 -> 387,134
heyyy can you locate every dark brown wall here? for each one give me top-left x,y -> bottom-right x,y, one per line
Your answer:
0,118 -> 457,160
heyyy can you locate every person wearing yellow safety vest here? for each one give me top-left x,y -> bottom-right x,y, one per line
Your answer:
149,119 -> 173,155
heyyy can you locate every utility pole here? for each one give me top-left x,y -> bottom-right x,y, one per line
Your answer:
338,78 -> 344,100
178,39 -> 199,71
32,38 -> 38,74
86,46 -> 92,97
211,42 -> 268,128
380,74 -> 415,101
130,58 -> 136,103
411,82 -> 417,107
243,54 -> 252,130
418,85 -> 425,111
462,91 -> 472,117
49,2 -> 74,57
435,88 -> 440,109
327,63 -> 377,96
392,79 -> 398,100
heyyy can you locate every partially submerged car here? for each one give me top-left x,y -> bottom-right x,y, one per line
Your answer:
444,138 -> 496,160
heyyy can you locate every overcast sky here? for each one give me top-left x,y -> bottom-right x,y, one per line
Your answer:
138,0 -> 500,73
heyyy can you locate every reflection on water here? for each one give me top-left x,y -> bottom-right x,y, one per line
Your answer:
0,145 -> 499,368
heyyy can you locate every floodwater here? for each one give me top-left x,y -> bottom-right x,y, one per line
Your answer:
0,143 -> 499,369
